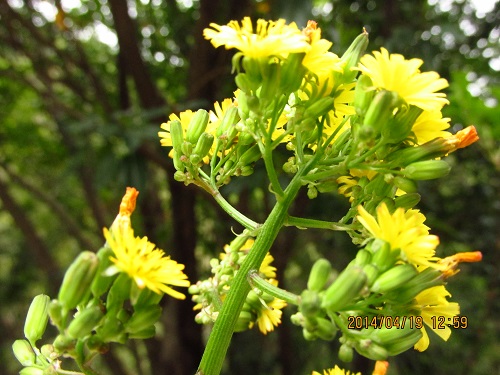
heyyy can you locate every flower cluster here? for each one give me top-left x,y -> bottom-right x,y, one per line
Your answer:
189,237 -> 287,334
13,188 -> 190,374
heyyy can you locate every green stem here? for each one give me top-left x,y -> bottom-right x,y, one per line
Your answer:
285,216 -> 352,231
247,270 -> 300,305
212,189 -> 260,231
197,160 -> 316,375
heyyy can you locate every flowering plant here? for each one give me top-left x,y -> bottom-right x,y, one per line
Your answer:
13,17 -> 481,375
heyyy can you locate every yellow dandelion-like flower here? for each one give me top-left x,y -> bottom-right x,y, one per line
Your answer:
357,203 -> 441,268
255,297 -> 287,334
103,226 -> 190,299
413,285 -> 460,351
357,48 -> 449,111
312,365 -> 361,375
411,110 -> 451,144
203,17 -> 310,59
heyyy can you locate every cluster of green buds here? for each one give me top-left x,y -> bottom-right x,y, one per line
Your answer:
189,235 -> 286,334
13,248 -> 165,374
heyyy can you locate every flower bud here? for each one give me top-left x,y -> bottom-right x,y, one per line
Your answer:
394,193 -> 421,210
388,267 -> 443,303
370,240 -> 393,272
234,310 -> 255,332
24,294 -> 50,345
238,144 -> 261,166
338,344 -> 354,362
58,251 -> 99,311
280,52 -> 307,93
354,249 -> 372,266
190,133 -> 214,164
169,120 -> 184,152
303,97 -> 334,120
307,258 -> 332,292
186,109 -> 209,144
95,315 -> 125,343
354,74 -> 375,116
392,176 -> 418,194
300,290 -> 321,317
362,264 -> 379,286
322,266 -> 367,312
91,246 -> 116,298
315,317 -> 338,341
374,325 -> 423,356
371,264 -> 418,293
67,306 -> 105,339
53,334 -> 75,353
404,160 -> 451,180
354,339 -> 389,361
337,29 -> 369,83
12,339 -> 36,366
362,90 -> 399,135
382,106 -> 422,144
125,306 -> 162,334
128,326 -> 156,339
106,274 -> 132,316
217,105 -> 239,138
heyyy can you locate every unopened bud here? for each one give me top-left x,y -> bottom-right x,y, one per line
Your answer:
191,133 -> 214,164
322,266 -> 367,312
354,74 -> 375,116
404,160 -> 450,180
354,339 -> 389,360
337,29 -> 369,83
24,294 -> 50,345
19,367 -> 44,375
186,109 -> 209,144
392,176 -> 418,194
217,105 -> 240,138
303,97 -> 334,120
67,306 -> 105,338
371,264 -> 418,293
91,246 -> 116,298
370,240 -> 393,272
300,290 -> 321,317
315,317 -> 338,341
362,90 -> 399,135
338,344 -> 354,362
394,193 -> 421,210
128,326 -> 156,339
354,249 -> 372,266
307,258 -> 332,292
169,120 -> 184,152
58,251 -> 99,310
12,339 -> 36,366
125,306 -> 162,334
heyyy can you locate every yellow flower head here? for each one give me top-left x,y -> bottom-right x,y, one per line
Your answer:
357,203 -> 441,268
203,17 -> 310,59
255,297 -> 287,334
411,110 -> 451,144
413,285 -> 460,351
357,48 -> 449,111
312,365 -> 361,375
103,226 -> 190,299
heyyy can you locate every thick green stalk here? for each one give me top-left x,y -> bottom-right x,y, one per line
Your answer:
197,175 -> 303,375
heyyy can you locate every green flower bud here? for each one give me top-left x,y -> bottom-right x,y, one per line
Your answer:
238,144 -> 261,166
307,185 -> 318,199
19,367 -> 44,375
337,29 -> 369,83
315,317 -> 338,341
354,339 -> 389,360
362,264 -> 379,286
302,327 -> 317,341
172,150 -> 185,171
106,273 -> 131,316
12,339 -> 36,366
235,73 -> 257,94
24,294 -> 50,345
186,109 -> 209,144
370,240 -> 393,272
300,290 -> 321,317
371,264 -> 418,293
53,334 -> 75,353
385,328 -> 423,356
394,193 -> 421,210
387,267 -> 443,303
303,97 -> 334,120
354,74 -> 375,116
354,249 -> 372,266
322,266 -> 367,312
280,52 -> 307,93
128,326 -> 156,339
91,247 -> 116,298
382,106 -> 422,144
307,258 -> 332,292
234,310 -> 255,332
393,176 -> 418,194
96,316 -> 126,343
125,306 -> 162,334
404,160 -> 451,180
169,120 -> 184,152
338,344 -> 354,362
362,90 -> 399,135
58,251 -> 99,311
386,137 -> 451,166
67,306 -> 104,339
190,133 -> 214,164
217,106 -> 239,138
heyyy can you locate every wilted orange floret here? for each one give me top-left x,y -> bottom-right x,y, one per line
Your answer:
302,20 -> 318,40
455,125 -> 479,149
372,361 -> 389,375
119,187 -> 139,217
439,251 -> 482,278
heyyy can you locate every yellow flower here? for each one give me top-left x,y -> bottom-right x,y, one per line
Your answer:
312,365 -> 361,375
158,110 -> 196,154
413,285 -> 460,351
255,297 -> 287,334
103,226 -> 190,299
357,48 -> 449,111
357,203 -> 441,268
203,17 -> 310,59
411,110 -> 451,144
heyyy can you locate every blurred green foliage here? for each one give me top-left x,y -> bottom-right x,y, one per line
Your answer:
0,0 -> 498,374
